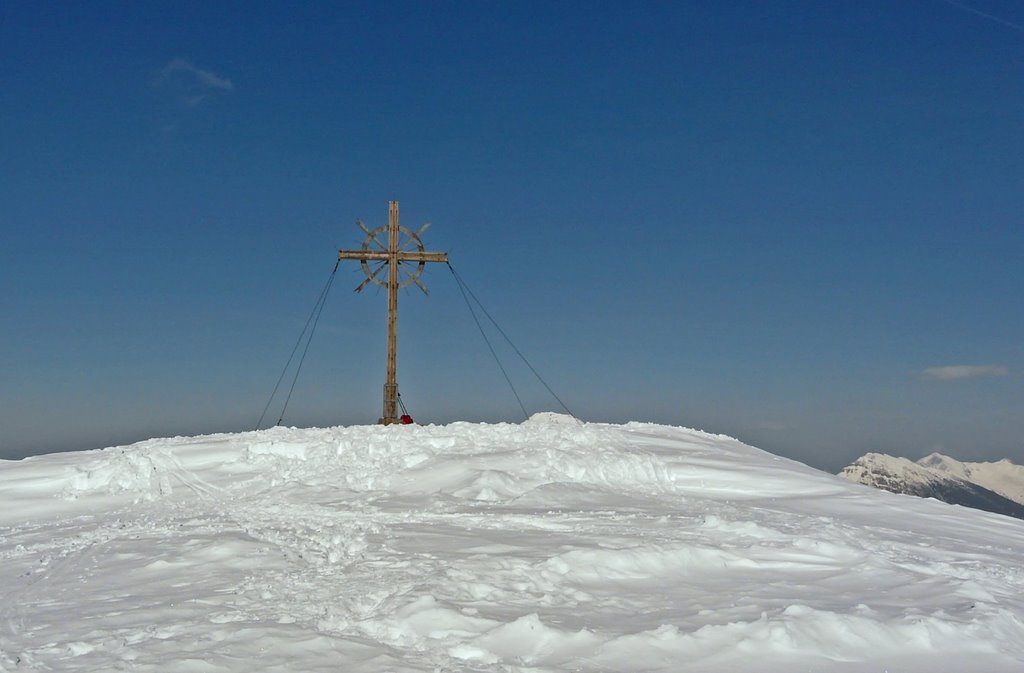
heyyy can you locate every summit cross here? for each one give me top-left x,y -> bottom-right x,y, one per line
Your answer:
337,201 -> 448,425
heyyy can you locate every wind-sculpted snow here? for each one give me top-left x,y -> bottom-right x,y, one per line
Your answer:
3,415 -> 1024,671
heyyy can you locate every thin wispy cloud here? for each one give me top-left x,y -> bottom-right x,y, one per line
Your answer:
922,365 -> 1009,381
160,58 -> 233,90
155,58 -> 234,108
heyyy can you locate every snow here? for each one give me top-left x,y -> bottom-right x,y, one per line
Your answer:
3,414 -> 1024,671
839,452 -> 955,491
839,452 -> 1024,519
919,452 -> 1024,505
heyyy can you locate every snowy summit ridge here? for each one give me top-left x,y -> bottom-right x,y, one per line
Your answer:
918,452 -> 1024,504
839,451 -> 1024,520
3,415 -> 1024,672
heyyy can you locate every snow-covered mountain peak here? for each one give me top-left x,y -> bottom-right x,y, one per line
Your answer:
840,452 -> 948,487
917,451 -> 960,469
4,420 -> 1024,672
917,451 -> 970,476
927,455 -> 1024,505
840,449 -> 1024,522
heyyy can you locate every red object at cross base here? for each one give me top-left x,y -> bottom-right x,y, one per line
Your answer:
400,414 -> 414,425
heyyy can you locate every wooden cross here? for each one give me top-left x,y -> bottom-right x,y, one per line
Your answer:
337,201 -> 448,425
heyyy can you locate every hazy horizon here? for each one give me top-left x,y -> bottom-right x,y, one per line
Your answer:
3,1 -> 1022,472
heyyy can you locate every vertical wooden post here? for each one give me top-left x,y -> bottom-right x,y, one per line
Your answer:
382,201 -> 400,424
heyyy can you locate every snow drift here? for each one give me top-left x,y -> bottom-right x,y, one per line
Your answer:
2,414 -> 1024,672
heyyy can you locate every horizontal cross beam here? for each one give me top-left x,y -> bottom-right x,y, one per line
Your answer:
337,250 -> 449,263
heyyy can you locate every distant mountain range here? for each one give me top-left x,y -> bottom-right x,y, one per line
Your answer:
839,452 -> 1024,520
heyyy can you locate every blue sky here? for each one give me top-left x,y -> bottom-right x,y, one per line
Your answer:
2,1 -> 1022,470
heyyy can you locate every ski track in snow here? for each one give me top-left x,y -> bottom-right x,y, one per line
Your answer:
2,414 -> 1024,671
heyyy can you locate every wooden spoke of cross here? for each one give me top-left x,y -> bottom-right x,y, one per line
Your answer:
337,201 -> 448,425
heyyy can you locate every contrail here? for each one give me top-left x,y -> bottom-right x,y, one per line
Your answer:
939,0 -> 1024,34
